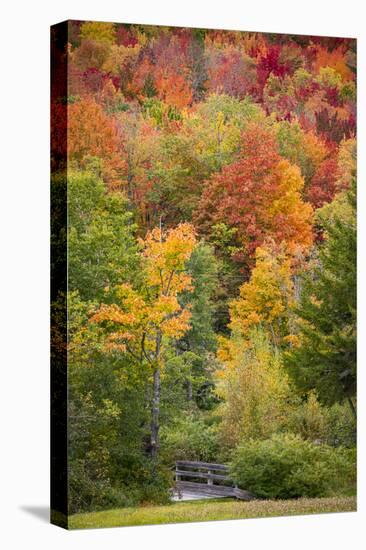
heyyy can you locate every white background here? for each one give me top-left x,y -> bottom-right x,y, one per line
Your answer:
1,0 -> 365,548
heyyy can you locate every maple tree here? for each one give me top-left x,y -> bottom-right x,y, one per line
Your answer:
67,97 -> 127,187
90,223 -> 197,459
195,123 -> 313,262
206,45 -> 257,99
155,67 -> 193,110
228,241 -> 296,347
307,157 -> 339,209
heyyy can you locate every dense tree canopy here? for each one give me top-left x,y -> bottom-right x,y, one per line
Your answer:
51,22 -> 356,513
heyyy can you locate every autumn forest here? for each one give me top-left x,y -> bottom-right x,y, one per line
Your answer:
51,21 -> 356,525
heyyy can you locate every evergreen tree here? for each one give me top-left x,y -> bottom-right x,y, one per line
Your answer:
285,180 -> 356,416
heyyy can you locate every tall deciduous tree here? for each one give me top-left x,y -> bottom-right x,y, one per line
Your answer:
229,241 -> 295,348
91,223 -> 197,460
195,123 -> 313,264
67,170 -> 139,301
67,97 -> 127,187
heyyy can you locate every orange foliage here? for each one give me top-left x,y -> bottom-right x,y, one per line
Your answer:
155,68 -> 193,109
67,97 -> 127,187
90,223 -> 197,362
313,45 -> 354,81
195,124 -> 313,261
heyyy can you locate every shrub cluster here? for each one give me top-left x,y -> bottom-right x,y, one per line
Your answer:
160,415 -> 221,464
229,433 -> 355,499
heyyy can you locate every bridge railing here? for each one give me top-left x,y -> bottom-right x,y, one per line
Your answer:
175,460 -> 230,486
174,460 -> 254,500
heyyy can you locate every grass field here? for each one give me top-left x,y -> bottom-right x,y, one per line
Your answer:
68,496 -> 356,530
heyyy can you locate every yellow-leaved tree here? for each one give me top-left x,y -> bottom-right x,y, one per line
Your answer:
215,241 -> 297,448
229,240 -> 296,348
216,328 -> 292,447
90,222 -> 197,460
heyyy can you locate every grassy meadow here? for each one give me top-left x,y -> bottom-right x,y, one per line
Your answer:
69,496 -> 356,529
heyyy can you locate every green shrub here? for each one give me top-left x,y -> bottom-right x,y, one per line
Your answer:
230,433 -> 355,499
69,458 -> 173,513
69,459 -> 139,514
324,402 -> 356,448
137,468 -> 173,506
160,415 -> 220,464
286,391 -> 328,442
286,392 -> 356,448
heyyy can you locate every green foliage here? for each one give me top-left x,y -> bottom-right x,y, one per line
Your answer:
80,21 -> 116,44
217,329 -> 292,448
323,402 -> 357,448
69,459 -> 138,514
67,169 -> 139,300
182,243 -> 218,353
68,292 -> 154,513
136,467 -> 172,505
206,223 -> 244,333
286,391 -> 356,448
286,391 -> 329,442
147,132 -> 211,222
187,94 -> 265,172
160,415 -> 220,464
275,120 -> 327,187
285,181 -> 356,408
230,434 -> 356,499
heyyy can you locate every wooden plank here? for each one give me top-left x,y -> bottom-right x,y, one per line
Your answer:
176,481 -> 236,497
175,482 -> 255,500
176,461 -> 228,471
176,469 -> 229,482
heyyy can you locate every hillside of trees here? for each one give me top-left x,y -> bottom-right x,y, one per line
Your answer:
51,22 -> 356,513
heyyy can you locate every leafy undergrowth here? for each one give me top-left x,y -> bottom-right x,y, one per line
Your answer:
68,496 -> 356,530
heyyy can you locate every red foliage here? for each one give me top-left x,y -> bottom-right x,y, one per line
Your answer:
116,26 -> 138,47
306,158 -> 339,209
195,124 -> 313,260
81,68 -> 120,94
256,46 -> 292,97
207,48 -> 257,99
316,109 -> 355,144
51,101 -> 67,169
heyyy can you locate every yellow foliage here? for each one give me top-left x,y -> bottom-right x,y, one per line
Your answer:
90,223 -> 197,367
140,222 -> 196,293
268,159 -> 313,256
229,241 -> 296,347
216,329 -> 292,446
80,21 -> 116,44
102,44 -> 140,75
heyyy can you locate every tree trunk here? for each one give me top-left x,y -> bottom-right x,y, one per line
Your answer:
150,366 -> 160,461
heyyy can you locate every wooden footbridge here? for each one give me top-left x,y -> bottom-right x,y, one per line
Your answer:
171,460 -> 254,501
